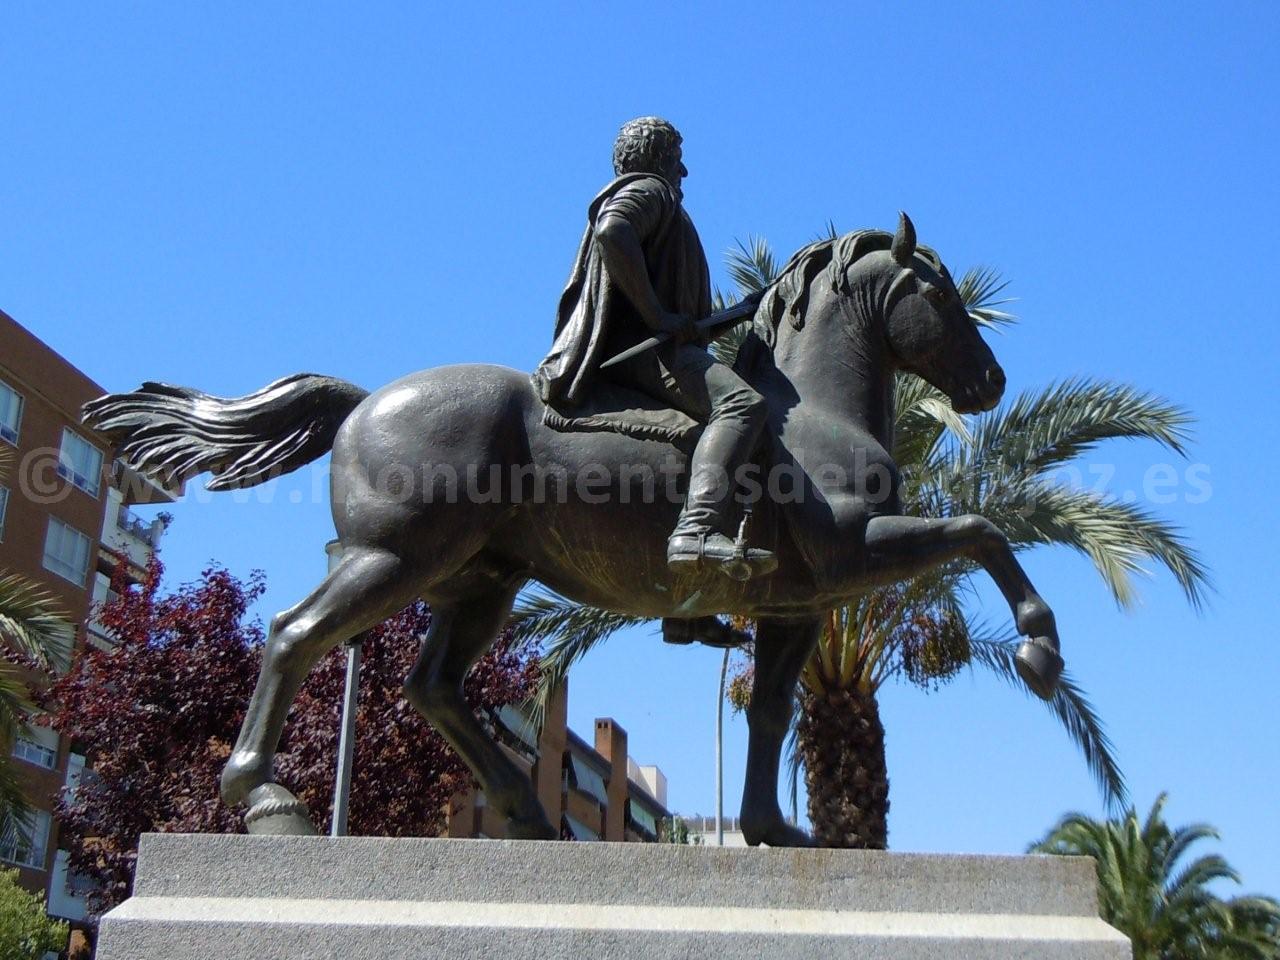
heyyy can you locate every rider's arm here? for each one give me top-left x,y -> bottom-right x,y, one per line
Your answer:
594,183 -> 695,340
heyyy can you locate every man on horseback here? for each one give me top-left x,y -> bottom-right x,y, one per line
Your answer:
533,116 -> 775,584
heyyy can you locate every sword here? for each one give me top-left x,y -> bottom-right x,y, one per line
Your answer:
599,294 -> 762,370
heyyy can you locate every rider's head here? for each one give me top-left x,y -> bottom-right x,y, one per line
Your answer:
613,117 -> 686,194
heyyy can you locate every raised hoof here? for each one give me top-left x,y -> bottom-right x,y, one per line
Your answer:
506,814 -> 558,841
1016,637 -> 1064,701
243,784 -> 319,836
742,819 -> 814,848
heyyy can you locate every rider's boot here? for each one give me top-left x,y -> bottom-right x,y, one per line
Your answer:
667,414 -> 776,581
662,616 -> 751,648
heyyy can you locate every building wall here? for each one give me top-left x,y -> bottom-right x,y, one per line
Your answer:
685,815 -> 750,848
445,680 -> 671,844
0,309 -> 111,895
0,309 -> 170,924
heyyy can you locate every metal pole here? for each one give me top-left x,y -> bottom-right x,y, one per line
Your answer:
716,648 -> 729,846
331,636 -> 362,837
325,539 -> 362,838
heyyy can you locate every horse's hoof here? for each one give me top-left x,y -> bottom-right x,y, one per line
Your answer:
742,818 -> 814,848
244,784 -> 319,836
506,814 -> 558,841
220,750 -> 268,807
1016,637 -> 1063,701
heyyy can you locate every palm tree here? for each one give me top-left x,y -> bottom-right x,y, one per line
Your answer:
1030,795 -> 1280,959
0,447 -> 73,843
794,363 -> 1207,847
510,234 -> 1209,848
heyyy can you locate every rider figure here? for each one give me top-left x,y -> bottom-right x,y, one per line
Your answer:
533,116 -> 775,583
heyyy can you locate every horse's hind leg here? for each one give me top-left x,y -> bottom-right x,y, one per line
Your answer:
220,546 -> 420,833
862,514 -> 1064,699
741,616 -> 821,847
403,578 -> 555,840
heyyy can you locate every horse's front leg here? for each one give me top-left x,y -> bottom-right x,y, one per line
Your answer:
862,514 -> 1063,699
740,616 -> 822,847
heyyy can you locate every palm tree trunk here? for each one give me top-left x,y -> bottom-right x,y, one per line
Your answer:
799,686 -> 889,849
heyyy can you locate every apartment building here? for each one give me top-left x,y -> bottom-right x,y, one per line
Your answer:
0,309 -> 172,926
445,680 -> 671,843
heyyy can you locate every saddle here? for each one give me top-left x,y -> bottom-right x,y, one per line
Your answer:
540,378 -> 702,446
540,375 -> 784,575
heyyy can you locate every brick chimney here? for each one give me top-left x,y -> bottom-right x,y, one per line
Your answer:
533,680 -> 569,830
594,718 -> 628,841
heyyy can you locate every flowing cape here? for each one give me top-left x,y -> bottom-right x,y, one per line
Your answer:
531,174 -> 710,443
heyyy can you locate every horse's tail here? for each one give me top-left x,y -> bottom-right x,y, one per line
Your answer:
83,374 -> 370,491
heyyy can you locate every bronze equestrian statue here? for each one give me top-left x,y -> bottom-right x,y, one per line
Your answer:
85,118 -> 1063,846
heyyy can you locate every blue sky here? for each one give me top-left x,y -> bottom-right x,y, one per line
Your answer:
4,2 -> 1277,891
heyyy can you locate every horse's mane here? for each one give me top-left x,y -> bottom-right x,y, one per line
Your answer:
751,229 -> 944,347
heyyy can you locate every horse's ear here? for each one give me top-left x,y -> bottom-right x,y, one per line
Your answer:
891,211 -> 917,267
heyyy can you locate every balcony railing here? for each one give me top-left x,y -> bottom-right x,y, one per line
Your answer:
116,505 -> 160,547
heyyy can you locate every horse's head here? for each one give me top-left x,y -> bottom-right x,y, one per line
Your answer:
878,213 -> 1005,414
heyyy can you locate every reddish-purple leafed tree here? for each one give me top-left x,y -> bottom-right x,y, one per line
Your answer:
45,556 -> 538,914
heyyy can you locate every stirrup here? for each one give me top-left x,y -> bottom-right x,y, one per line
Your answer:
667,512 -> 776,582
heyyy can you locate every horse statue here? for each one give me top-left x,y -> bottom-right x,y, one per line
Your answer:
85,214 -> 1063,847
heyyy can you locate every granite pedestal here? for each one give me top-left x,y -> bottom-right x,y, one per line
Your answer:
97,834 -> 1130,959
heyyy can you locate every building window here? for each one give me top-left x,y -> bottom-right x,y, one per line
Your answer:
0,485 -> 8,541
0,809 -> 51,869
43,518 -> 92,586
13,738 -> 57,768
13,717 -> 59,770
0,380 -> 21,446
57,429 -> 103,498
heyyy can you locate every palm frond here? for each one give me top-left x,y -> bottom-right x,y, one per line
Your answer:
968,629 -> 1127,809
1167,854 -> 1241,900
0,769 -> 31,852
990,483 -> 1210,611
1160,816 -> 1222,883
0,573 -> 72,673
783,711 -> 802,823
709,321 -> 753,367
0,658 -> 35,729
710,285 -> 734,313
893,373 -> 970,478
966,379 -> 1194,477
956,266 -> 1017,328
508,588 -> 648,728
1027,810 -> 1107,855
725,236 -> 780,296
0,661 -> 35,844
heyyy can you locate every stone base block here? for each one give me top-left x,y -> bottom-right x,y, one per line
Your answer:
97,834 -> 1130,959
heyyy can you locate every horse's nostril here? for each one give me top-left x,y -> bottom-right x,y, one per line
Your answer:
987,365 -> 1006,390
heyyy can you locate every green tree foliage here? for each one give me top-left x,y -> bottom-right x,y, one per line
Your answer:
1030,796 -> 1280,959
46,553 -> 539,914
0,867 -> 68,960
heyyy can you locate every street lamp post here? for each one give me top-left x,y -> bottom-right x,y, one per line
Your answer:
715,648 -> 729,847
326,540 -> 363,838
